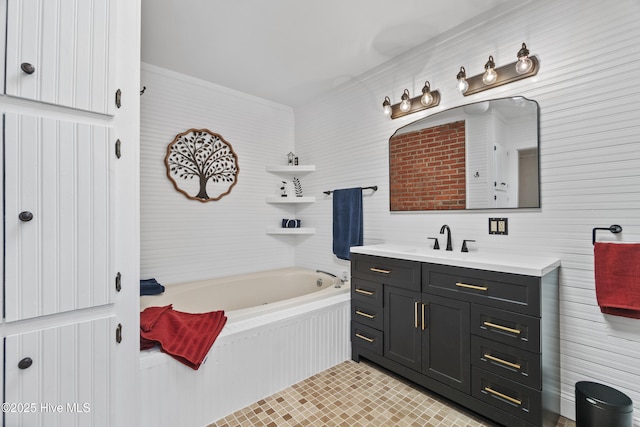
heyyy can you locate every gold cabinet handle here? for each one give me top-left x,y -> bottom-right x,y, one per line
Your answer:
456,282 -> 488,291
355,310 -> 375,319
355,333 -> 374,343
421,303 -> 426,331
483,321 -> 521,335
483,353 -> 521,370
484,387 -> 522,406
414,302 -> 419,328
370,267 -> 391,274
355,288 -> 374,296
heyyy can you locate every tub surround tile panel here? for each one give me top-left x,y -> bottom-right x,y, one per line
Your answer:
140,64 -> 298,285
293,0 -> 640,422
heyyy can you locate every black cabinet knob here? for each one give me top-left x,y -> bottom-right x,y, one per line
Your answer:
18,357 -> 33,369
21,62 -> 35,75
19,211 -> 34,222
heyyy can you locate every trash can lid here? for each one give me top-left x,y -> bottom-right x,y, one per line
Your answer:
576,381 -> 633,412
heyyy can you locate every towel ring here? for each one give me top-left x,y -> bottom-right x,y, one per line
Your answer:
592,225 -> 622,245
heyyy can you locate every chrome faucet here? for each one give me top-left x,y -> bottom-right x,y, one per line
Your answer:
440,224 -> 453,251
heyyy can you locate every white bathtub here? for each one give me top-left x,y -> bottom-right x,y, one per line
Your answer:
138,268 -> 351,427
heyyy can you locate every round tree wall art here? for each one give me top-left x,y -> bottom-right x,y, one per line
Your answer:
165,129 -> 239,202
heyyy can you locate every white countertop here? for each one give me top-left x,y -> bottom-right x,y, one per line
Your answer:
350,244 -> 561,277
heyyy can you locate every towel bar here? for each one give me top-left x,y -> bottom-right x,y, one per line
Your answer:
592,225 -> 622,245
324,185 -> 377,195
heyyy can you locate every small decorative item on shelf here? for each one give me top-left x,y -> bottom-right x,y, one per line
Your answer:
281,219 -> 301,228
280,181 -> 288,197
287,152 -> 296,166
293,177 -> 303,197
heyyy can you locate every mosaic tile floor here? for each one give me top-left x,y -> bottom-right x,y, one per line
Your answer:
211,360 -> 575,427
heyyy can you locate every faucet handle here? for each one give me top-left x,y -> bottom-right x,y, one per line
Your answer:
428,237 -> 440,250
461,239 -> 475,253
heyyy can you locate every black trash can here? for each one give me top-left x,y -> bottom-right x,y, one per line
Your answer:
575,381 -> 633,427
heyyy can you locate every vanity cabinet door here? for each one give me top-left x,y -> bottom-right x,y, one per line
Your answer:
5,0 -> 115,114
384,286 -> 421,371
421,294 -> 470,393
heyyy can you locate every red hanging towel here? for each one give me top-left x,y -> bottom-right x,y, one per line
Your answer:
140,304 -> 227,369
594,242 -> 640,319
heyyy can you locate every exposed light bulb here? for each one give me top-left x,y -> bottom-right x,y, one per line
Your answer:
421,92 -> 433,106
516,56 -> 533,74
516,42 -> 534,74
482,56 -> 497,85
456,67 -> 468,94
420,81 -> 433,106
399,89 -> 411,112
382,96 -> 392,116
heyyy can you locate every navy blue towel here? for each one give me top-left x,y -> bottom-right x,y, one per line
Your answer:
140,278 -> 165,296
332,187 -> 363,260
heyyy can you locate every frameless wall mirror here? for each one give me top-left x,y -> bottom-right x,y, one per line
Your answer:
389,97 -> 539,211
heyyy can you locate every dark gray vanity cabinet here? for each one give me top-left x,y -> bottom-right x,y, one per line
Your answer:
351,253 -> 560,427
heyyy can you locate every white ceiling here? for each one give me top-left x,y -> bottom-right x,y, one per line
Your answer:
141,0 -> 518,107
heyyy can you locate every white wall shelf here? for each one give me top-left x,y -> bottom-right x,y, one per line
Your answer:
266,165 -> 316,174
266,227 -> 316,235
266,196 -> 316,204
266,165 -> 316,235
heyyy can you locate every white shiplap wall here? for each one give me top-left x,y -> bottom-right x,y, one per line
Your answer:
140,64 -> 298,285
294,0 -> 640,421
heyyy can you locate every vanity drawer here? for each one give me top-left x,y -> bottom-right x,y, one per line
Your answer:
471,335 -> 541,389
472,367 -> 542,425
351,278 -> 383,307
351,301 -> 383,330
471,305 -> 540,353
423,264 -> 540,316
351,322 -> 383,355
351,254 -> 420,291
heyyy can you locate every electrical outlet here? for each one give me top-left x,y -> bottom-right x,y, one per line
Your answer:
489,218 -> 508,235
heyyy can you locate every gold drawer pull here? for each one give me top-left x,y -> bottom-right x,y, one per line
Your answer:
421,303 -> 426,331
456,282 -> 488,291
483,353 -> 522,370
483,321 -> 521,335
484,387 -> 522,406
414,302 -> 419,328
355,310 -> 375,319
355,288 -> 374,296
370,267 -> 391,274
355,333 -> 374,343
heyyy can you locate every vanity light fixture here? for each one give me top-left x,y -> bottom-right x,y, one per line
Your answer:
482,56 -> 497,85
516,43 -> 534,74
399,89 -> 411,112
456,67 -> 469,94
456,42 -> 539,96
382,96 -> 392,116
420,81 -> 434,106
382,83 -> 441,119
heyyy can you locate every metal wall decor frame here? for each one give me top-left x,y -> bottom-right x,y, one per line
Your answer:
165,128 -> 239,202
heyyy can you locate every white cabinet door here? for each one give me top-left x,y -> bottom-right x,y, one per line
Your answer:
5,0 -> 115,114
4,113 -> 114,321
4,317 -> 113,427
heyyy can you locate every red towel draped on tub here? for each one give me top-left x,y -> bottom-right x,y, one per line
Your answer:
594,242 -> 640,319
140,304 -> 227,370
